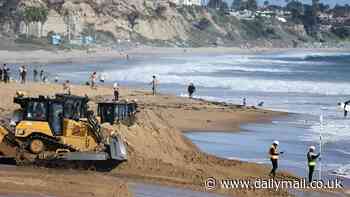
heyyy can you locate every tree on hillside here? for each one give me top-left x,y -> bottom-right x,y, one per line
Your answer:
318,3 -> 330,13
23,6 -> 48,38
264,0 -> 269,7
231,0 -> 242,10
38,8 -> 49,38
332,4 -> 350,17
247,0 -> 258,11
286,0 -> 304,22
207,0 -> 227,10
219,1 -> 229,12
310,0 -> 320,37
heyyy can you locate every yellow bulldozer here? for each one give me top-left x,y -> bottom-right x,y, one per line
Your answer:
0,93 -> 127,170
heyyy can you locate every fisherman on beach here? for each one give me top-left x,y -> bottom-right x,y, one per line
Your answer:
269,140 -> 283,178
113,82 -> 119,101
0,64 -> 3,82
63,80 -> 72,95
3,64 -> 10,83
307,145 -> 320,183
150,75 -> 158,96
33,68 -> 38,82
90,72 -> 97,89
188,83 -> 196,99
40,69 -> 44,82
19,65 -> 27,84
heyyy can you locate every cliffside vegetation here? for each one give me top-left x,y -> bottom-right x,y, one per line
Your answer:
0,0 -> 348,49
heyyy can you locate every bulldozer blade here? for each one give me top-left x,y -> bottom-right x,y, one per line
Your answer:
0,126 -> 9,144
109,135 -> 127,161
0,127 -> 17,159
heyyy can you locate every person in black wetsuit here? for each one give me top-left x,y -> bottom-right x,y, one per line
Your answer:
338,100 -> 350,117
187,83 -> 196,99
0,64 -> 3,82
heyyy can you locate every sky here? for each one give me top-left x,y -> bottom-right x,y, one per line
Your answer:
225,0 -> 349,7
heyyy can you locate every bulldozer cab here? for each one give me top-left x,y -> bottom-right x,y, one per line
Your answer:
97,101 -> 137,125
14,94 -> 89,136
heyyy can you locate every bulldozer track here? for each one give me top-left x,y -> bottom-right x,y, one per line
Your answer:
0,132 -> 118,171
29,133 -> 77,152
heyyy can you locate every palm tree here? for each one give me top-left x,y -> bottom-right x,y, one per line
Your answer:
39,8 -> 48,38
23,7 -> 35,38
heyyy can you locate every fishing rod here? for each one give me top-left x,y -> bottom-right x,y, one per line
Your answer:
319,108 -> 324,180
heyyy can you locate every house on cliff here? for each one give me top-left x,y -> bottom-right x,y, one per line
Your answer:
171,0 -> 202,6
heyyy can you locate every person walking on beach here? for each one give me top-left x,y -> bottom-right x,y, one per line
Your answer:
269,140 -> 283,178
63,80 -> 72,95
187,83 -> 196,99
23,65 -> 27,84
113,82 -> 119,101
20,65 -> 27,84
19,65 -> 23,83
150,75 -> 158,96
40,69 -> 44,82
338,100 -> 350,117
3,64 -> 9,83
90,72 -> 97,89
33,68 -> 38,82
0,64 -> 3,82
307,146 -> 320,183
243,98 -> 247,106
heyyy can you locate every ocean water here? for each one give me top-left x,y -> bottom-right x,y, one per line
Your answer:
34,49 -> 350,181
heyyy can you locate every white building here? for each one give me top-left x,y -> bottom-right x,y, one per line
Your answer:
172,0 -> 201,6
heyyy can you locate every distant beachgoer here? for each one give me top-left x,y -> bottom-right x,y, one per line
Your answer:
257,101 -> 264,107
113,82 -> 119,101
99,72 -> 107,83
340,100 -> 350,117
126,54 -> 130,60
90,72 -> 97,89
0,64 -> 3,82
269,140 -> 283,178
3,64 -> 9,83
21,65 -> 27,84
243,98 -> 246,106
187,83 -> 196,99
19,66 -> 23,83
33,69 -> 38,82
40,70 -> 44,82
54,76 -> 59,83
63,80 -> 72,95
150,75 -> 158,96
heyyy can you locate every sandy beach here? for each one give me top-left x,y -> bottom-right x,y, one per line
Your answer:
0,48 -> 349,197
0,82 -> 297,197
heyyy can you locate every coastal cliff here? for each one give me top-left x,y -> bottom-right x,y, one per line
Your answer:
0,0 -> 347,48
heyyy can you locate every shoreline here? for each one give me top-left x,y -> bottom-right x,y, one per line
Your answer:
0,46 -> 349,65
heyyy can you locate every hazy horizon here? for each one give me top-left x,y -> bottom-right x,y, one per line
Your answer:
224,0 -> 349,7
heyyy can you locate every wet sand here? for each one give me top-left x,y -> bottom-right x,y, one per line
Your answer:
0,46 -> 348,65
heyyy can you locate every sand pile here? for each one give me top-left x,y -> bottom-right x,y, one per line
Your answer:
101,96 -> 294,197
